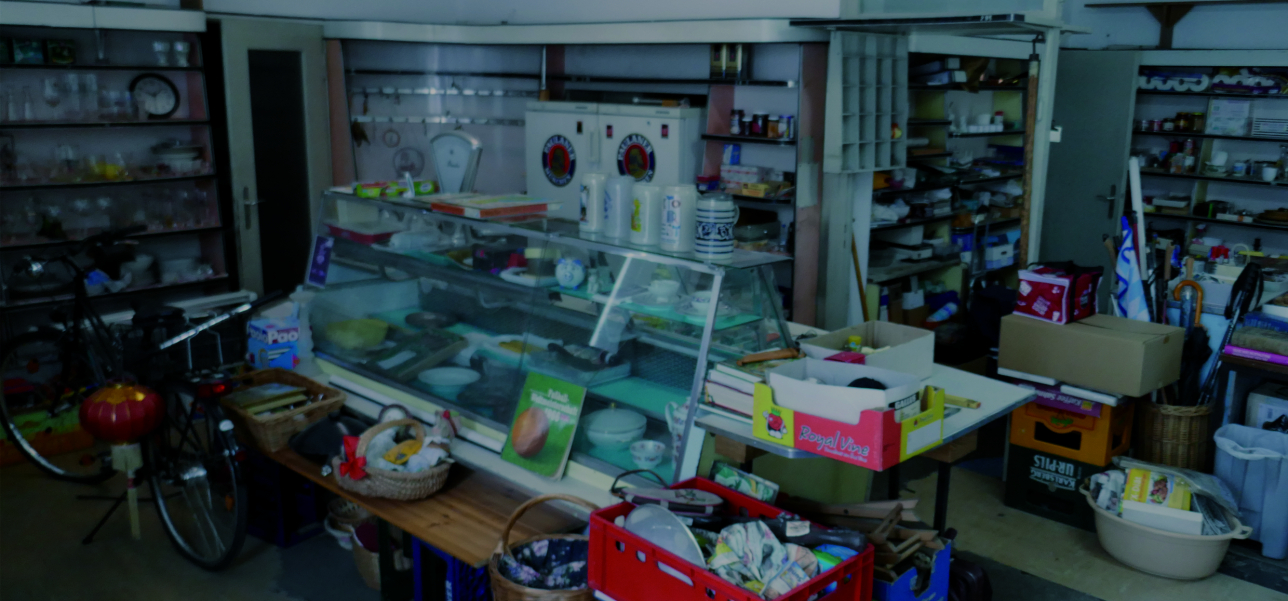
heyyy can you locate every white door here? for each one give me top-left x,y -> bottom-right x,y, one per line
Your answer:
218,17 -> 331,295
525,102 -> 599,222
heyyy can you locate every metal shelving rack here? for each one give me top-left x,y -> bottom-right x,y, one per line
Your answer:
0,24 -> 237,334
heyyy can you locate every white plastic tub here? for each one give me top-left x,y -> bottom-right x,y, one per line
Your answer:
1082,489 -> 1252,580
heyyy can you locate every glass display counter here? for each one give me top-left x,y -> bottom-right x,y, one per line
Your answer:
308,190 -> 793,483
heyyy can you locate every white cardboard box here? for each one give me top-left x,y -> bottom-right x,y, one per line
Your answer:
767,359 -> 922,425
799,321 -> 934,379
1247,382 -> 1288,428
1121,500 -> 1203,535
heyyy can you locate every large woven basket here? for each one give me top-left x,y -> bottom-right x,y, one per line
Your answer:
221,368 -> 346,452
1136,401 -> 1212,470
332,418 -> 451,501
489,494 -> 599,601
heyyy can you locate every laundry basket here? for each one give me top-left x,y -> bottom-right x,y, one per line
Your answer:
1214,424 -> 1288,559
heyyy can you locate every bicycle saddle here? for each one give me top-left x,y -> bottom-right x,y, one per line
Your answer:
131,299 -> 185,326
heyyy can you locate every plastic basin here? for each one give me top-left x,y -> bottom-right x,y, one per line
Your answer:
1082,489 -> 1251,580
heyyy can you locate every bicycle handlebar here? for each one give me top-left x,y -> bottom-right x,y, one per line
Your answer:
156,290 -> 288,351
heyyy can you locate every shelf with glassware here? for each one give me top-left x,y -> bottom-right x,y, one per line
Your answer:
0,25 -> 236,331
308,190 -> 794,484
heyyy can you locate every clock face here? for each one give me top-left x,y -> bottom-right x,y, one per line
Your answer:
130,74 -> 179,119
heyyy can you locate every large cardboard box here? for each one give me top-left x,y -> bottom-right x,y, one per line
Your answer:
753,363 -> 944,472
799,321 -> 935,379
998,314 -> 1183,397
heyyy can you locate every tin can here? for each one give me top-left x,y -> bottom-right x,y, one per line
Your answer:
767,116 -> 780,138
1183,138 -> 1195,155
1150,119 -> 1162,132
1139,119 -> 1151,132
782,115 -> 793,139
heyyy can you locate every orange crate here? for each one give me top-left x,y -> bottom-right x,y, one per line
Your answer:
1009,399 -> 1133,466
0,407 -> 95,467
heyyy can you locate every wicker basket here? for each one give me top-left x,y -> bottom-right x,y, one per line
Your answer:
351,527 -> 413,590
221,368 -> 346,452
1136,401 -> 1212,470
489,494 -> 600,601
328,498 -> 375,529
332,418 -> 451,501
353,539 -> 382,590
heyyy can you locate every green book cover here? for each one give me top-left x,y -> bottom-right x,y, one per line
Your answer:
501,373 -> 586,479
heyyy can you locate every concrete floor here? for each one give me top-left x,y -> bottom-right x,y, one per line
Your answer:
4,458 -> 1287,601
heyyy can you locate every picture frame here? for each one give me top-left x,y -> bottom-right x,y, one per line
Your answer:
46,40 -> 76,65
12,39 -> 44,65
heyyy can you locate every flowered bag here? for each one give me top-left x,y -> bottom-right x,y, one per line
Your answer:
499,538 -> 589,590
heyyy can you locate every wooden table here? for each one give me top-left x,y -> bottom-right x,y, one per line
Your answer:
266,448 -> 587,599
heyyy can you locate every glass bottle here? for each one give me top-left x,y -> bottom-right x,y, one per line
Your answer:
21,86 -> 34,122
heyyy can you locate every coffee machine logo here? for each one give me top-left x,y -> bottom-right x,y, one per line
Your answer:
542,135 -> 576,187
616,134 -> 656,182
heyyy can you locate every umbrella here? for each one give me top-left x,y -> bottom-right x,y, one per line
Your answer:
1171,279 -> 1210,406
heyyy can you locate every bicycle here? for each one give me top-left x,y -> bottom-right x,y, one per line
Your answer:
1,225 -> 281,570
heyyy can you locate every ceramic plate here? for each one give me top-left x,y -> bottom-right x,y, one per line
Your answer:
623,504 -> 705,566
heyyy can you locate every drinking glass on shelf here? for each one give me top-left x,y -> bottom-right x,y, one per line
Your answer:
96,196 -> 115,226
43,77 -> 62,118
117,91 -> 135,121
173,41 -> 191,68
82,74 -> 98,120
153,41 -> 170,66
54,144 -> 78,178
21,86 -> 35,121
62,74 -> 81,120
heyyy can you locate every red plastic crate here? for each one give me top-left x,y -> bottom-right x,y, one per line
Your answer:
589,477 -> 873,601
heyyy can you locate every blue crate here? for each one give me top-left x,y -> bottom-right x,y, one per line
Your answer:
243,448 -> 327,548
873,539 -> 952,601
414,539 -> 493,601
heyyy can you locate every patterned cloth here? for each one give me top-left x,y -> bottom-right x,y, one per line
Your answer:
708,521 -> 818,599
499,538 -> 588,590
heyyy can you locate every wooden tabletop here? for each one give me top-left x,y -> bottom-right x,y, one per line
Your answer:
267,448 -> 588,567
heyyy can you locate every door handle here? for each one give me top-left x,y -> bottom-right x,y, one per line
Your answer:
242,186 -> 264,230
1094,184 -> 1117,219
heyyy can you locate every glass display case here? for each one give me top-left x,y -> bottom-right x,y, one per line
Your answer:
309,190 -> 793,482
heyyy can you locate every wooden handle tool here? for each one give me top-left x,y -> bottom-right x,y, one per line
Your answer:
945,394 -> 981,409
737,347 -> 801,366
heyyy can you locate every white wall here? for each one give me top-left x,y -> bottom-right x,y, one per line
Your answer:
1062,0 -> 1288,50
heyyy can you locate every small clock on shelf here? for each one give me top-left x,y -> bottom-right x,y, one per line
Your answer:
130,73 -> 180,120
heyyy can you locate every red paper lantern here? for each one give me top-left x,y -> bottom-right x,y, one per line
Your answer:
79,383 -> 164,444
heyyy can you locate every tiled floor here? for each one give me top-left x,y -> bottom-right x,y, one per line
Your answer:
3,458 -> 1285,600
902,467 -> 1288,601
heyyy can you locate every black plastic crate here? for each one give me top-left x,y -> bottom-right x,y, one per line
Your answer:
243,448 -> 328,547
1003,443 -> 1097,531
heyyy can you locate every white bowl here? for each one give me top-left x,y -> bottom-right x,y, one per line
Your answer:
630,440 -> 667,469
584,408 -> 646,450
418,367 -> 480,400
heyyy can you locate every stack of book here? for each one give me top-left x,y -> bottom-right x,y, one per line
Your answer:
223,383 -> 312,418
704,359 -> 792,416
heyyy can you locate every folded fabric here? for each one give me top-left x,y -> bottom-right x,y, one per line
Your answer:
499,538 -> 588,591
708,521 -> 818,599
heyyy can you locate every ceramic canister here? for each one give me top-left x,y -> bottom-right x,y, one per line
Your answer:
694,196 -> 739,258
630,183 -> 664,246
604,175 -> 635,239
579,172 -> 608,233
660,184 -> 698,252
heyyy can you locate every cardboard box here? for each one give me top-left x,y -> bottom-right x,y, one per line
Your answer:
873,540 -> 951,601
248,317 -> 301,370
998,314 -> 1183,397
753,374 -> 944,472
800,321 -> 935,379
767,360 -> 922,425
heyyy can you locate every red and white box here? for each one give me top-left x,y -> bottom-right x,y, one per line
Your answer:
1015,265 -> 1102,325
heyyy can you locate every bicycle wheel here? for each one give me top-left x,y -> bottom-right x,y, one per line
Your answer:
0,330 -> 114,483
149,391 -> 247,570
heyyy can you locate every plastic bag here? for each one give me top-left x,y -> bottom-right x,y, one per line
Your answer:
1112,456 -> 1239,515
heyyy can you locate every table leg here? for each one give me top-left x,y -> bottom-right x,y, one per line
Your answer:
420,544 -> 448,601
886,463 -> 902,500
378,519 -> 414,601
933,462 -> 951,533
